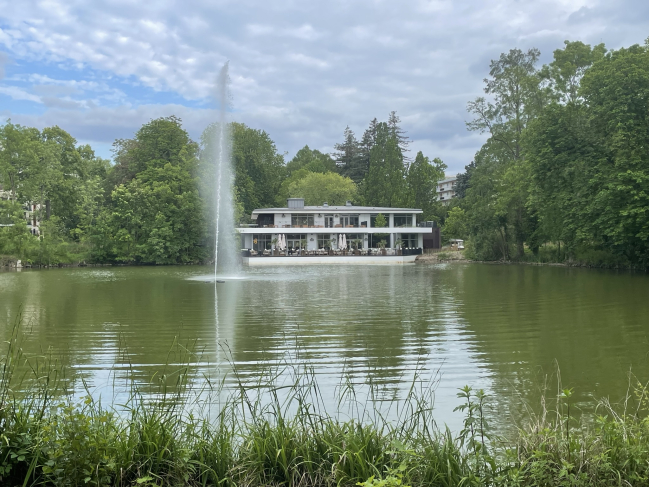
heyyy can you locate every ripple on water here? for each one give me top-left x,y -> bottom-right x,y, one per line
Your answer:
1,264 -> 648,431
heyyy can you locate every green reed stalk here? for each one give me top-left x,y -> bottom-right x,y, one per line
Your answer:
2,316 -> 649,487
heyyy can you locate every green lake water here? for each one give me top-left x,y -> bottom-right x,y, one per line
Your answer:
1,263 -> 648,430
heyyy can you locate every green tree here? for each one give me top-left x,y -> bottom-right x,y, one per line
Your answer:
387,111 -> 411,167
466,48 -> 545,258
0,122 -> 41,202
579,43 -> 649,265
541,40 -> 606,104
335,126 -> 365,184
405,151 -> 446,221
102,117 -> 206,264
443,207 -> 468,240
286,172 -> 357,206
286,145 -> 336,176
363,122 -> 405,206
229,122 -> 285,215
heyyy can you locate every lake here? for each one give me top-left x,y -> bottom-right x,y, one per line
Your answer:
1,263 -> 648,430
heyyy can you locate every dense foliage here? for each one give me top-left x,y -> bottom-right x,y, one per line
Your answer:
444,39 -> 649,268
1,108 -> 446,265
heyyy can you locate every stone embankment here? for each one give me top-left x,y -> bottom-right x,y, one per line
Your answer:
415,250 -> 468,264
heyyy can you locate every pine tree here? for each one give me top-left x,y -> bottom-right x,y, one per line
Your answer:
387,111 -> 411,168
334,126 -> 365,184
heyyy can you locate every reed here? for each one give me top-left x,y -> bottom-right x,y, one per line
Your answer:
2,315 -> 649,486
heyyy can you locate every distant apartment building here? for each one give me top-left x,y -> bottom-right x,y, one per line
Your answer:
0,186 -> 41,235
436,176 -> 457,206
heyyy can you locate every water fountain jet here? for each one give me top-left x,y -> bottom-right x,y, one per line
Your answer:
212,62 -> 239,277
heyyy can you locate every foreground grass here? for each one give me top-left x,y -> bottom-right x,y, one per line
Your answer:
2,322 -> 649,486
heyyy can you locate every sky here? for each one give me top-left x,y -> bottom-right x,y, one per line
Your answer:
0,0 -> 648,174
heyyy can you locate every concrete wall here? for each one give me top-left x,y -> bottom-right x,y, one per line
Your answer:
243,255 -> 418,266
275,212 -> 290,227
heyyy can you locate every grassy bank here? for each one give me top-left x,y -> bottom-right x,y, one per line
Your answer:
2,321 -> 649,486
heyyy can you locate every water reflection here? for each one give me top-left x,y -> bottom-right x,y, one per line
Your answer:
1,264 -> 647,430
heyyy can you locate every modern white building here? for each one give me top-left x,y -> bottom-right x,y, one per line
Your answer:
436,176 -> 457,206
238,198 -> 438,264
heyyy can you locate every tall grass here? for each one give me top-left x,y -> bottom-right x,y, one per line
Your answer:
2,315 -> 649,486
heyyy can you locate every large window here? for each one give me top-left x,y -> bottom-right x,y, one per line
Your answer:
347,233 -> 364,250
400,233 -> 418,248
286,234 -> 307,250
340,215 -> 359,227
369,233 -> 389,248
393,214 -> 414,227
252,234 -> 272,251
370,214 -> 388,228
318,234 -> 334,249
291,214 -> 314,227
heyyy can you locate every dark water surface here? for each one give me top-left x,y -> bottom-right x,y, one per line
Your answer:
1,264 -> 648,429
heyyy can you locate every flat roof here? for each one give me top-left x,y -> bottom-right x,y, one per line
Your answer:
251,206 -> 423,219
439,176 -> 457,183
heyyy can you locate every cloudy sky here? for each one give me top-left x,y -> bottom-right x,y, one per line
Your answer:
0,0 -> 647,173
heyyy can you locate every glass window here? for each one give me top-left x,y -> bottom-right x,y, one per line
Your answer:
369,233 -> 389,248
286,234 -> 307,250
393,214 -> 413,227
252,234 -> 272,251
318,234 -> 334,249
347,234 -> 363,250
339,215 -> 359,227
399,233 -> 418,248
291,214 -> 314,227
370,213 -> 389,228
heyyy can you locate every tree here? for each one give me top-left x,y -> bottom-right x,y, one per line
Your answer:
287,145 -> 337,175
541,40 -> 606,105
103,117 -> 206,264
229,122 -> 285,216
286,172 -> 358,206
454,161 -> 475,200
579,43 -> 649,265
387,111 -> 411,167
374,213 -> 387,228
335,126 -> 365,184
443,207 -> 468,240
0,122 -> 41,202
363,122 -> 406,206
405,151 -> 446,221
466,48 -> 545,258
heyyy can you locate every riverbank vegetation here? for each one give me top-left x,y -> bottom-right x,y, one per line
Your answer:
443,40 -> 649,269
2,321 -> 649,487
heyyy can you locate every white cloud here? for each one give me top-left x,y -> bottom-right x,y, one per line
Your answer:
0,85 -> 41,102
0,0 -> 647,171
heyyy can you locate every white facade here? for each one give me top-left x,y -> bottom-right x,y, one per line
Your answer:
238,200 -> 431,253
435,176 -> 457,206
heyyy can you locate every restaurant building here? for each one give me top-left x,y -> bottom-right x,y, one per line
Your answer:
238,198 -> 440,264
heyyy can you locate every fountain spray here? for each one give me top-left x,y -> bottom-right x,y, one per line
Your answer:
213,62 -> 239,277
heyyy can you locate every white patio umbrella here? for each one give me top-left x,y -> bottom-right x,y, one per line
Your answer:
280,234 -> 286,251
342,234 -> 347,250
337,234 -> 342,250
